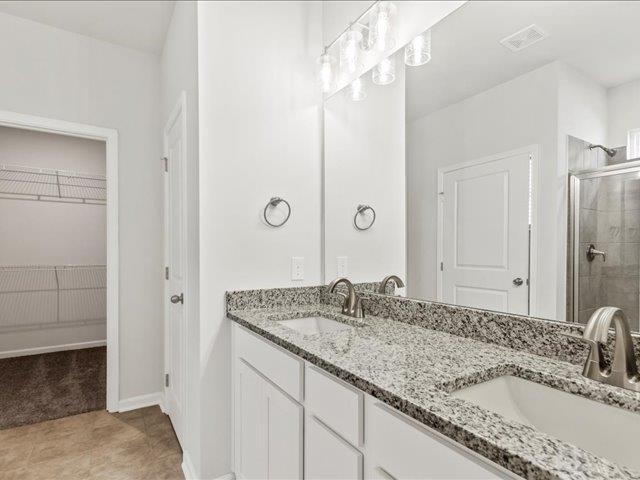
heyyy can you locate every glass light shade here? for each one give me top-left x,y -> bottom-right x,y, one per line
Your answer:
405,30 -> 431,66
372,57 -> 396,85
368,2 -> 397,52
348,78 -> 366,101
340,29 -> 363,75
317,53 -> 336,93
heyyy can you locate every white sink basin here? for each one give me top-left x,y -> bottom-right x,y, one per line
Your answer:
452,375 -> 640,471
277,316 -> 353,336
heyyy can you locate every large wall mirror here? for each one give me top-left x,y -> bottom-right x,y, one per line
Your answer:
323,1 -> 640,332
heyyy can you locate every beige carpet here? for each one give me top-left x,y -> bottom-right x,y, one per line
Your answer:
0,347 -> 106,430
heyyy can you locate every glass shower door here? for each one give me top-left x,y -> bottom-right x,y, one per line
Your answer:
571,167 -> 640,330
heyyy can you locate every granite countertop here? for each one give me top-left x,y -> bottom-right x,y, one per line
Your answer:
227,303 -> 640,480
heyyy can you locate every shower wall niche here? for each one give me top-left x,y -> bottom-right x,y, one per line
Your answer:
569,135 -> 640,330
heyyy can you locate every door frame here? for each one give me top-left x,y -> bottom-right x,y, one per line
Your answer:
162,91 -> 188,442
0,109 -> 119,411
436,144 -> 539,316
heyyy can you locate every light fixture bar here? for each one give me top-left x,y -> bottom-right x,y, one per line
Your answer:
323,0 -> 380,52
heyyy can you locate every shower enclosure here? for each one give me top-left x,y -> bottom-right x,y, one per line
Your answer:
569,161 -> 640,330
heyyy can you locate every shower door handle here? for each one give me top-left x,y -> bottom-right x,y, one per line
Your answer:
513,277 -> 524,286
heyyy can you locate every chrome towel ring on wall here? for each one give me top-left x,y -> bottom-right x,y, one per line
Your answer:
263,196 -> 291,227
354,204 -> 376,231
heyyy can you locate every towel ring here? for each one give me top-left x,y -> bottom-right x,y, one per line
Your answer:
264,197 -> 291,227
354,204 -> 376,231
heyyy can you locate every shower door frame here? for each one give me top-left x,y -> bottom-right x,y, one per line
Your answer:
568,159 -> 640,323
0,109 -> 119,412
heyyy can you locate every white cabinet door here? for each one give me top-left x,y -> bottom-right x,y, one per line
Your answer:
234,359 -> 303,480
306,415 -> 363,480
366,401 -> 510,479
265,380 -> 303,480
235,361 -> 268,480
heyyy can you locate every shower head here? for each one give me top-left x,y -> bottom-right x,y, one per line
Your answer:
589,144 -> 617,157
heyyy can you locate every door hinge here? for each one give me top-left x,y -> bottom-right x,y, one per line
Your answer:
165,373 -> 170,388
162,156 -> 168,172
165,266 -> 169,280
440,262 -> 443,271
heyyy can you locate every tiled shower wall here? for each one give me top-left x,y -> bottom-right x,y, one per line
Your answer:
569,135 -> 640,330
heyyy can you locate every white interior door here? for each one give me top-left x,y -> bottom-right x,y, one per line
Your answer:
164,95 -> 187,446
439,149 -> 531,315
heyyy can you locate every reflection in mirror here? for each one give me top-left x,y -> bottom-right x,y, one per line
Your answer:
323,1 -> 640,332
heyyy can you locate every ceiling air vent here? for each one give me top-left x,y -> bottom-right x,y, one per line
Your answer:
500,24 -> 548,52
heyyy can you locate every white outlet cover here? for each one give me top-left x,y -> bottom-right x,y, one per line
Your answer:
337,256 -> 348,276
291,257 -> 304,280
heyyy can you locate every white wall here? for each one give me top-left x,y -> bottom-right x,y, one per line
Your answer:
324,52 -> 406,283
197,1 -> 322,477
407,62 -> 559,319
0,126 -> 107,355
160,0 -> 201,474
555,63 -> 608,320
0,12 -> 163,402
558,63 -> 608,148
608,79 -> 640,149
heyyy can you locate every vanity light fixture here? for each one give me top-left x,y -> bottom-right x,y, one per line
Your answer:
405,29 -> 431,66
348,77 -> 366,102
372,57 -> 395,85
340,27 -> 363,75
319,1 -> 398,94
368,2 -> 397,52
317,50 -> 336,94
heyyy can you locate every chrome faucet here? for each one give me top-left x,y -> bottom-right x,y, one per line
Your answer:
573,307 -> 640,392
328,277 -> 364,318
378,275 -> 405,294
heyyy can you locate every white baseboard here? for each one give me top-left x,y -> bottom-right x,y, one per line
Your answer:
118,392 -> 164,413
180,452 -> 234,480
182,451 -> 197,479
215,474 -> 235,480
0,340 -> 106,359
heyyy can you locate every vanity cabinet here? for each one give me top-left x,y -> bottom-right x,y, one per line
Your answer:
232,324 -> 514,480
234,357 -> 303,479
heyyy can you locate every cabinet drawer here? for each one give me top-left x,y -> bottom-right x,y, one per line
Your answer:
305,415 -> 363,480
367,401 -> 508,479
305,365 -> 364,446
234,324 -> 303,401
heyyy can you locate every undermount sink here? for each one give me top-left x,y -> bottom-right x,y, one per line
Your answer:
452,375 -> 640,471
276,316 -> 353,335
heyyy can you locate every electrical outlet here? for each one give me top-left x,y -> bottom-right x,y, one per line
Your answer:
337,256 -> 348,276
291,257 -> 304,280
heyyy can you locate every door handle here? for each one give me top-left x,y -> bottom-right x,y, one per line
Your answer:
170,293 -> 184,304
512,277 -> 524,286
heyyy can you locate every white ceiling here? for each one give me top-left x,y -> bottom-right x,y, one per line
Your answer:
406,1 -> 640,121
0,1 -> 175,54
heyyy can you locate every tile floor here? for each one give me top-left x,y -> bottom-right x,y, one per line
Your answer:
0,406 -> 183,479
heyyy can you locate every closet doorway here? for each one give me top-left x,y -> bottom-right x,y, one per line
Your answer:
0,111 -> 118,428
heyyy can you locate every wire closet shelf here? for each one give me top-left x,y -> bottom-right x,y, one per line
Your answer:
0,164 -> 106,204
0,265 -> 106,332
